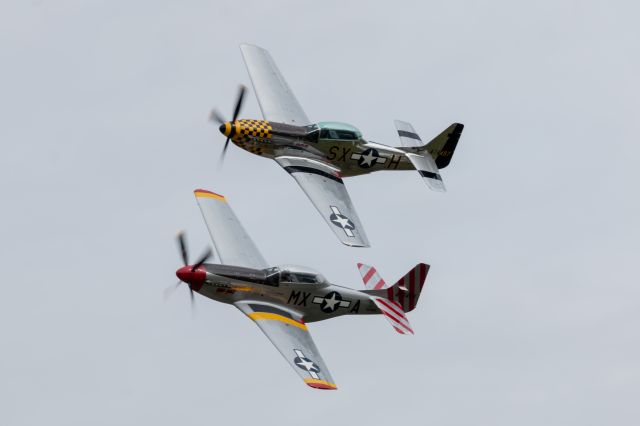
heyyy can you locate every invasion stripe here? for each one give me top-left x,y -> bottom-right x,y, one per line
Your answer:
397,130 -> 422,141
283,166 -> 343,184
248,312 -> 307,331
419,171 -> 442,181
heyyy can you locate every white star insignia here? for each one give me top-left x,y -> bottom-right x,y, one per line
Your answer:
323,293 -> 340,311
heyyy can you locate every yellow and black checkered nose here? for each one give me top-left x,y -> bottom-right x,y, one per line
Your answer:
219,119 -> 272,141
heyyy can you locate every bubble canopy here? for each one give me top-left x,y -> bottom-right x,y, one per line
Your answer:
264,265 -> 327,285
306,122 -> 363,141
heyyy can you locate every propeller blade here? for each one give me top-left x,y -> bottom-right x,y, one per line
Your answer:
163,281 -> 182,300
176,231 -> 188,265
219,136 -> 231,163
209,108 -> 226,124
191,247 -> 213,272
189,285 -> 195,313
231,85 -> 246,122
216,85 -> 246,166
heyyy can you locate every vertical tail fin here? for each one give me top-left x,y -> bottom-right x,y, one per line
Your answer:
423,123 -> 464,169
386,263 -> 429,313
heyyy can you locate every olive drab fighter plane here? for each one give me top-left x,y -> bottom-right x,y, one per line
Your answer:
209,44 -> 464,247
172,188 -> 430,390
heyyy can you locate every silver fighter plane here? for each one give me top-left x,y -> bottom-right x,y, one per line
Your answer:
173,188 -> 431,390
210,44 -> 464,248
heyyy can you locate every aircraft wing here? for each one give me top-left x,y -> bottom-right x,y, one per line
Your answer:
274,156 -> 370,247
234,301 -> 337,390
193,189 -> 268,270
240,44 -> 311,126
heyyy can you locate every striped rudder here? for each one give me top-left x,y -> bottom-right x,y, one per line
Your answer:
386,263 -> 429,313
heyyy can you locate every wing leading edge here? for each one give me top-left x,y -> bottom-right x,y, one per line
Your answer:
193,189 -> 268,269
275,156 -> 370,247
239,44 -> 311,126
235,301 -> 337,390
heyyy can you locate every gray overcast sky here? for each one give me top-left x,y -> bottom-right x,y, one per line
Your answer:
1,1 -> 638,425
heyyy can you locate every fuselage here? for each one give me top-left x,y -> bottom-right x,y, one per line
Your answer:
185,263 -> 379,322
220,119 -> 415,177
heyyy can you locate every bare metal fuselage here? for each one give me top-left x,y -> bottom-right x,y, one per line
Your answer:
194,264 -> 378,323
223,119 -> 415,177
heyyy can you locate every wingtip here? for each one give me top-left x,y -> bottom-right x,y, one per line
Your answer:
341,241 -> 371,248
239,43 -> 266,52
194,189 -> 226,201
304,379 -> 338,390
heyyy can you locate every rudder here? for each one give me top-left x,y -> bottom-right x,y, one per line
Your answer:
424,123 -> 464,169
386,263 -> 429,312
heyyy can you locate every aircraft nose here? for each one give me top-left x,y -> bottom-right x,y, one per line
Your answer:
219,122 -> 234,137
176,265 -> 206,289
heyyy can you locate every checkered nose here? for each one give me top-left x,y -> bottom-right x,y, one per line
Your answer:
219,122 -> 235,138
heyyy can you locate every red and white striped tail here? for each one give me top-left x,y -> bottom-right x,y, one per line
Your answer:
386,263 -> 429,313
357,263 -> 388,290
371,296 -> 414,335
362,263 -> 429,335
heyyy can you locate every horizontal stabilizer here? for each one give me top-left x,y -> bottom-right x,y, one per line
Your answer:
357,263 -> 388,290
371,296 -> 414,335
394,119 -> 424,148
405,153 -> 446,192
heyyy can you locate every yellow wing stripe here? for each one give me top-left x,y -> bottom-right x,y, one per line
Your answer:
304,378 -> 338,390
194,189 -> 226,202
248,312 -> 308,331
